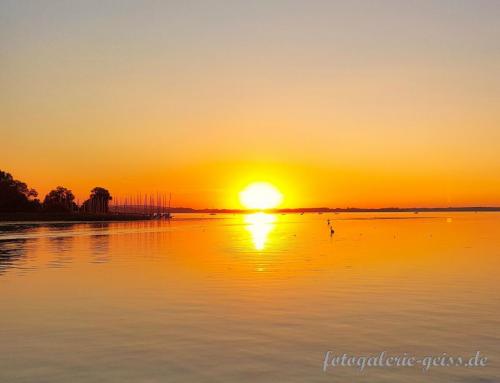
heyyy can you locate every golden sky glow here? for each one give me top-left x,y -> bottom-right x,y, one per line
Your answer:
1,2 -> 499,208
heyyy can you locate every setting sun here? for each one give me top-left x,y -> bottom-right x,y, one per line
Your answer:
239,182 -> 283,210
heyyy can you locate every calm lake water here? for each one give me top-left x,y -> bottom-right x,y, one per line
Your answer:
0,213 -> 499,382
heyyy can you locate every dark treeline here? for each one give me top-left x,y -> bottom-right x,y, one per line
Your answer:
0,170 -> 112,214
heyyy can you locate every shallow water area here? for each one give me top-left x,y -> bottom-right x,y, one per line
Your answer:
0,212 -> 499,382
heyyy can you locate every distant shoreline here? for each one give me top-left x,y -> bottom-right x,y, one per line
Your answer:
184,206 -> 500,214
1,207 -> 499,222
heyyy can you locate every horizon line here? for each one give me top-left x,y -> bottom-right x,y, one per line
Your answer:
124,206 -> 500,213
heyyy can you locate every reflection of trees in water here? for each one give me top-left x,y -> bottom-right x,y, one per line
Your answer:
89,223 -> 109,231
47,234 -> 75,269
0,223 -> 39,233
0,222 -> 76,236
0,223 -> 42,275
0,238 -> 30,275
89,223 -> 111,264
0,222 -> 114,273
43,223 -> 76,231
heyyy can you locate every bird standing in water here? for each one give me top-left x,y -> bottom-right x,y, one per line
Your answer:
326,218 -> 334,236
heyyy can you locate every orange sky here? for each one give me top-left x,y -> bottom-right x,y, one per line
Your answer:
2,1 -> 499,208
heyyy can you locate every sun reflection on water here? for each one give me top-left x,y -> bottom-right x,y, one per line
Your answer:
244,213 -> 276,250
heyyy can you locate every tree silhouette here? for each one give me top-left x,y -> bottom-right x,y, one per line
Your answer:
43,186 -> 77,212
0,170 -> 40,212
81,187 -> 112,213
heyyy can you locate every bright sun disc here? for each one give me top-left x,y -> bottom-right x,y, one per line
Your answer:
239,182 -> 283,210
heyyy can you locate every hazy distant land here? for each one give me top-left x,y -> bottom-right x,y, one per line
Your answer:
175,206 -> 500,214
